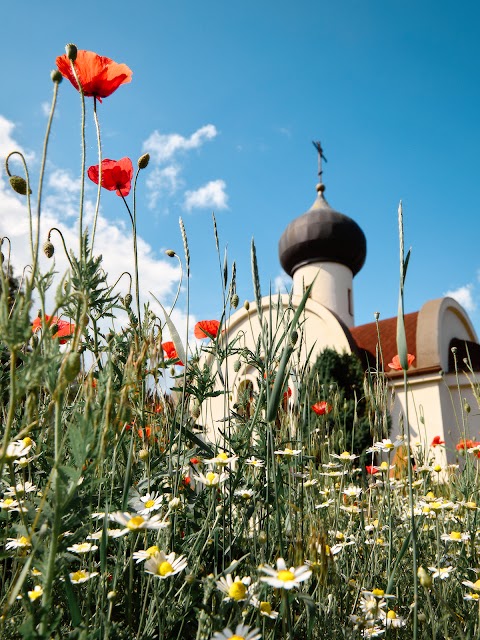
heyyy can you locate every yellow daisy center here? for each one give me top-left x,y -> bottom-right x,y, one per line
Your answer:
206,472 -> 217,484
384,442 -> 394,450
471,593 -> 480,600
217,452 -> 229,460
284,448 -> 294,455
260,601 -> 272,614
23,437 -> 33,447
19,536 -> 30,546
376,538 -> 384,545
3,498 -> 14,507
379,461 -> 389,470
450,531 -> 462,540
433,464 -> 442,472
28,586 -> 43,601
228,581 -> 247,600
145,499 -> 155,509
372,588 -> 384,596
340,451 -> 351,459
466,501 -> 477,509
146,545 -> 159,557
127,515 -> 145,530
71,570 -> 87,582
336,532 -> 344,541
230,636 -> 245,640
472,580 -> 480,591
159,561 -> 174,576
387,610 -> 397,619
277,569 -> 295,582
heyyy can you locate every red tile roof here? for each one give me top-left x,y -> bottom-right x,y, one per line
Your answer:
350,312 -> 418,371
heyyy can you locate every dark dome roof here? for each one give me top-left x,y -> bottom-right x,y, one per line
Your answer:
278,184 -> 367,277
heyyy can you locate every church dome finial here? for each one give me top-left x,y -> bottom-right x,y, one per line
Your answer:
278,143 -> 367,277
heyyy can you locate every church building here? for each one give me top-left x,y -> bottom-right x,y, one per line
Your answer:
200,145 -> 480,467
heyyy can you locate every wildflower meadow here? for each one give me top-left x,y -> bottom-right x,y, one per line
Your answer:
2,43 -> 480,640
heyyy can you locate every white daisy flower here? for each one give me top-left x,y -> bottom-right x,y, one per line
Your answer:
440,531 -> 470,543
216,574 -> 252,601
212,623 -> 261,640
144,550 -> 187,579
194,471 -> 228,487
259,557 -> 311,589
428,566 -> 454,580
245,457 -> 265,468
330,451 -> 358,462
4,437 -> 35,461
133,545 -> 160,563
251,596 -> 279,618
66,542 -> 98,554
6,535 -> 31,550
204,451 -> 238,467
27,585 -> 43,602
274,447 -> 302,457
69,570 -> 99,584
108,512 -> 169,537
137,492 -> 164,514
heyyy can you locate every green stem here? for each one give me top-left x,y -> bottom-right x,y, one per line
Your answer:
69,60 -> 86,260
0,351 -> 17,480
91,97 -> 102,251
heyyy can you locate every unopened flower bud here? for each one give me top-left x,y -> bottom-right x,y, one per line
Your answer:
65,43 -> 78,62
233,360 -> 241,372
50,323 -> 59,336
137,153 -> 150,170
107,590 -> 116,602
464,400 -> 471,413
9,176 -> 31,196
215,505 -> 223,515
184,573 -> 195,585
374,311 -> 380,320
43,241 -> 54,258
50,69 -> 63,84
63,352 -> 81,383
244,300 -> 250,311
231,293 -> 239,308
417,566 -> 432,589
138,448 -> 149,461
124,293 -> 132,308
258,530 -> 267,545
290,330 -> 298,346
165,249 -> 176,258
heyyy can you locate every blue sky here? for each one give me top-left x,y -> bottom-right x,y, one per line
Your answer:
1,1 -> 480,338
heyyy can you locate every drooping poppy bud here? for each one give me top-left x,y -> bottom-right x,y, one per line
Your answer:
9,176 -> 31,196
50,69 -> 63,84
43,241 -> 54,258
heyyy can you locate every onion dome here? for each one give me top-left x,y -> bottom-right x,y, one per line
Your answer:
278,182 -> 367,277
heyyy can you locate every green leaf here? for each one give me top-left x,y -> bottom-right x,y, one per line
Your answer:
150,292 -> 186,366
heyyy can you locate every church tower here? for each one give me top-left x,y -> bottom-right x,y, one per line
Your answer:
278,143 -> 367,328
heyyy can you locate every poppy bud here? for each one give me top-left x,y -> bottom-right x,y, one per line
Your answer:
231,293 -> 239,308
43,241 -> 54,258
244,300 -> 250,311
124,293 -> 132,308
165,249 -> 176,258
9,176 -> 31,196
137,153 -> 150,170
50,69 -> 63,84
65,43 -> 78,62
233,360 -> 241,372
258,530 -> 267,545
139,448 -> 149,461
464,400 -> 471,413
63,352 -> 81,383
50,323 -> 59,336
290,330 -> 298,346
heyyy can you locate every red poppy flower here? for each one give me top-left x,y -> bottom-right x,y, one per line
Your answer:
311,401 -> 332,416
162,341 -> 184,366
190,457 -> 200,465
431,436 -> 445,448
456,438 -> 475,452
283,387 -> 292,401
87,158 -> 133,197
56,50 -> 132,102
366,465 -> 380,475
194,319 -> 220,339
387,353 -> 415,371
32,315 -> 75,344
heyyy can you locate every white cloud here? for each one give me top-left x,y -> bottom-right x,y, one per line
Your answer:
145,165 -> 182,209
41,102 -> 51,117
0,114 -> 195,347
0,115 -> 35,166
184,179 -> 228,212
444,283 -> 476,313
143,124 -> 217,164
274,272 -> 292,294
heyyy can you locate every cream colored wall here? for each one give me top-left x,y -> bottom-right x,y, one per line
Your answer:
200,293 -> 354,443
292,262 -> 354,328
389,372 -> 480,468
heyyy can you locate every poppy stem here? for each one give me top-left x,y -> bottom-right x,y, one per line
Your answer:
91,97 -> 102,252
68,60 -> 86,261
120,194 -> 141,328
